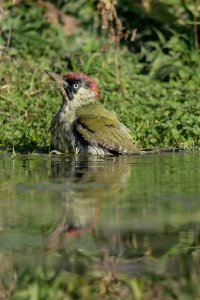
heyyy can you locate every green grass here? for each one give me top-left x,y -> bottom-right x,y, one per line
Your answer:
0,1 -> 199,153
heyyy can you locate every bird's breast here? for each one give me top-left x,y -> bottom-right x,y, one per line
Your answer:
50,110 -> 76,153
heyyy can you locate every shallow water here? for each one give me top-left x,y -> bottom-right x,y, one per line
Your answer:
0,152 -> 200,299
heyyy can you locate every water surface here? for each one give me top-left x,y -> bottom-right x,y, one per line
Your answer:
0,152 -> 199,299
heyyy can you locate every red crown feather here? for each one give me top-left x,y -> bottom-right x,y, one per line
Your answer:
63,72 -> 99,98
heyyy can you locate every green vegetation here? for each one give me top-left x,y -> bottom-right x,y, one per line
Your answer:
0,1 -> 200,152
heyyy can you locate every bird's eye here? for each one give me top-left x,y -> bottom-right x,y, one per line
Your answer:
73,83 -> 79,90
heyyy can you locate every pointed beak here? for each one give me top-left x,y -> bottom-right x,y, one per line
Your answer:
44,70 -> 65,85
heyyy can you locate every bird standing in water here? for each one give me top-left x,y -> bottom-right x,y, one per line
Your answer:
45,70 -> 142,156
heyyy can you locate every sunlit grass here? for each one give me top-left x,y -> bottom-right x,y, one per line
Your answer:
0,2 -> 199,153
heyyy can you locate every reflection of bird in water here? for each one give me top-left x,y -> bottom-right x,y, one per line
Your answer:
50,154 -> 133,187
47,155 -> 134,250
63,198 -> 99,238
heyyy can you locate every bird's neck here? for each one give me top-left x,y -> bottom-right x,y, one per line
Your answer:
61,97 -> 97,112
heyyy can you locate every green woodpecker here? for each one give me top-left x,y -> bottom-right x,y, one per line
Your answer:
45,70 -> 142,155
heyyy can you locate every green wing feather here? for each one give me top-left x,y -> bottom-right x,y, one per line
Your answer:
75,104 -> 141,154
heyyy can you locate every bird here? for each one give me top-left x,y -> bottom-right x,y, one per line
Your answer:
44,70 -> 142,156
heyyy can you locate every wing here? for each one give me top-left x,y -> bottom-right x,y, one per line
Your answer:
75,104 -> 141,154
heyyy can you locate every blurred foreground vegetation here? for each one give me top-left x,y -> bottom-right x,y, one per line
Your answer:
0,0 -> 200,152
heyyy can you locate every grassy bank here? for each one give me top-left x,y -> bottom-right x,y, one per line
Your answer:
0,1 -> 199,152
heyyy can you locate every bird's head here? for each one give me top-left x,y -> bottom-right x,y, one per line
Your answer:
44,70 -> 99,109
